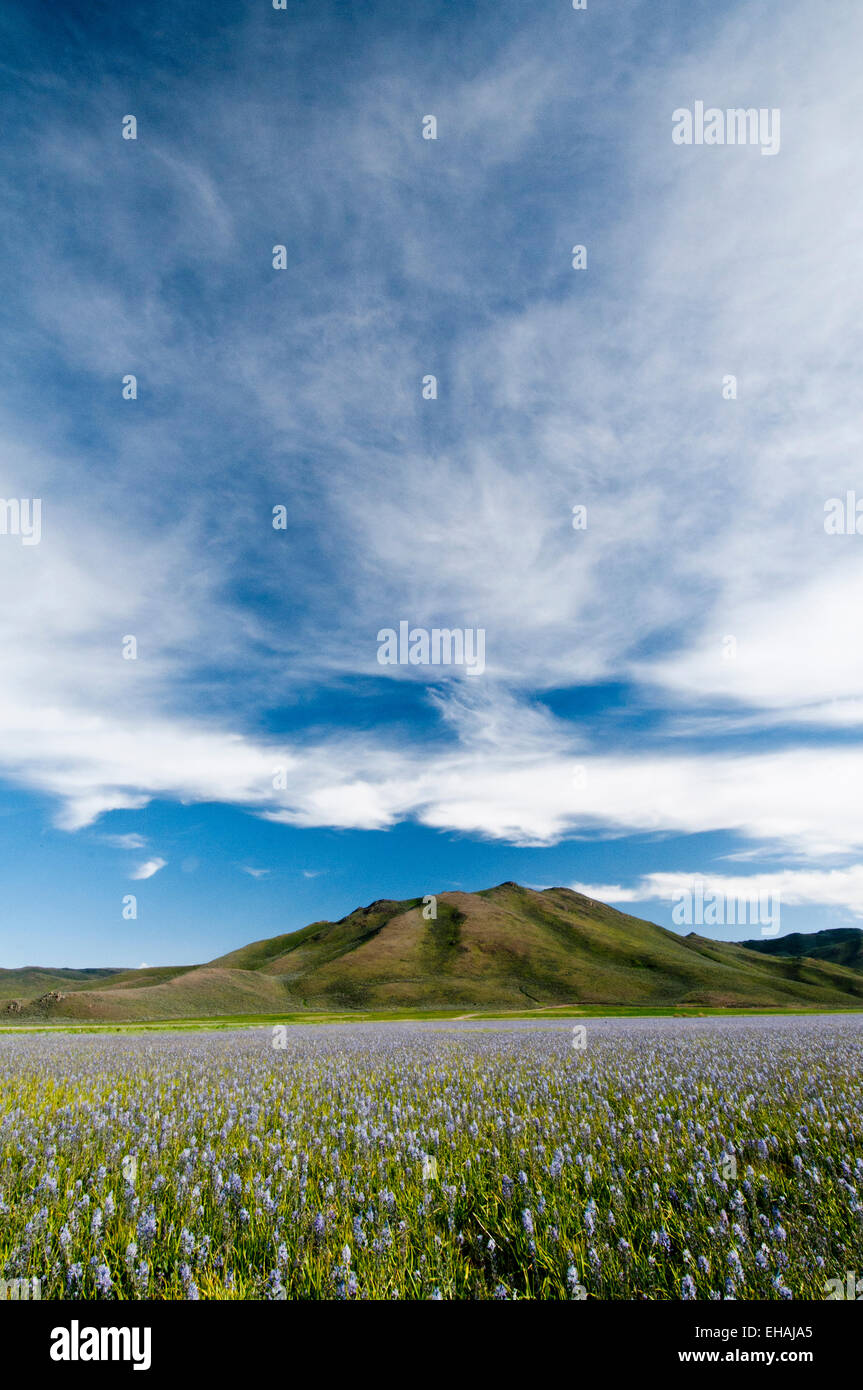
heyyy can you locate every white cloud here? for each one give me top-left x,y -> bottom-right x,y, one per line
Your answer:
583,866 -> 863,922
640,560 -> 863,720
130,858 -> 166,881
568,883 -> 643,904
2,666 -> 863,859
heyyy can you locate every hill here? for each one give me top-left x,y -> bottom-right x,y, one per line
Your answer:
0,966 -> 125,999
4,884 -> 863,1021
740,926 -> 863,973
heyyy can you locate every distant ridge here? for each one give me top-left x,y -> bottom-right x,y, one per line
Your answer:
740,925 -> 863,974
4,884 -> 863,1020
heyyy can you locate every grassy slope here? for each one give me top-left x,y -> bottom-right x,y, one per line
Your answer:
0,966 -> 125,999
0,964 -> 197,1004
740,926 -> 863,973
17,969 -> 293,1022
6,884 -> 863,1021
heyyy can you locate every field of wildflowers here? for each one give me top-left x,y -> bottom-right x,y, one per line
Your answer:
1,1016 -> 861,1300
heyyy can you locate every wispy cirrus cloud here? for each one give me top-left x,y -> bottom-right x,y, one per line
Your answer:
103,833 -> 147,851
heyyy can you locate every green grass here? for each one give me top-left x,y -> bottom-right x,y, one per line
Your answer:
3,1001 -> 863,1035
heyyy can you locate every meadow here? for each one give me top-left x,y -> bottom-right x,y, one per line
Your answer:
0,1015 -> 861,1300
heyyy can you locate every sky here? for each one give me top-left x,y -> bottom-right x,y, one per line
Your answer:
1,0 -> 862,967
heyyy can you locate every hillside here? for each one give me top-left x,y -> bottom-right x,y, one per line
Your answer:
4,884 -> 863,1021
741,926 -> 863,973
0,966 -> 124,999
0,964 -> 195,1000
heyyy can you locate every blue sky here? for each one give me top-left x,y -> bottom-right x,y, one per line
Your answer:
2,0 -> 863,967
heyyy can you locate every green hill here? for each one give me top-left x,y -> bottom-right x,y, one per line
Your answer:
740,926 -> 863,973
5,884 -> 863,1021
0,966 -> 125,999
